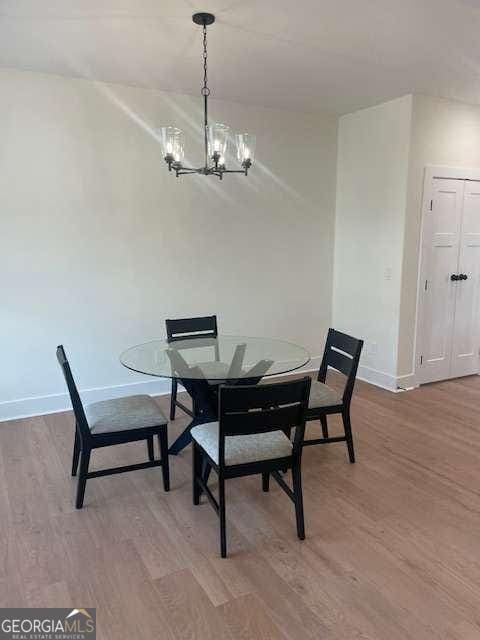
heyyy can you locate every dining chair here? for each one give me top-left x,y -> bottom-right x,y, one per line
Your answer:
304,328 -> 363,462
191,377 -> 311,557
56,345 -> 169,509
165,315 -> 218,421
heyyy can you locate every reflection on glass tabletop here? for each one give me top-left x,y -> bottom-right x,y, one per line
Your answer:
120,335 -> 310,381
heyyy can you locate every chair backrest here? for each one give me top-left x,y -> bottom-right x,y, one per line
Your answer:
56,345 -> 91,443
318,329 -> 363,405
218,377 -> 311,467
165,315 -> 218,342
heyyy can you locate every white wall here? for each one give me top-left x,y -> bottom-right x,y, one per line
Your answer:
333,95 -> 412,389
333,92 -> 480,388
0,69 -> 338,420
398,94 -> 480,378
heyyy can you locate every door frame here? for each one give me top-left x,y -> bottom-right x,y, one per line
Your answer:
414,165 -> 480,385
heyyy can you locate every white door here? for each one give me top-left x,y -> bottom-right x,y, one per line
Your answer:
450,181 -> 480,378
419,178 -> 464,384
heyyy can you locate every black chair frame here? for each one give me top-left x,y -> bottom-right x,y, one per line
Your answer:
165,315 -> 218,421
56,345 -> 169,508
192,377 -> 311,557
304,329 -> 363,462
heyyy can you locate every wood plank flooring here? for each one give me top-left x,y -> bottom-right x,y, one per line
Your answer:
1,375 -> 480,639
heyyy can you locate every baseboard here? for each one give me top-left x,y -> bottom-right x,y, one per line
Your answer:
0,356 -> 324,423
0,378 -> 173,423
396,372 -> 418,390
1,356 -> 408,423
357,365 -> 400,392
357,365 -> 418,392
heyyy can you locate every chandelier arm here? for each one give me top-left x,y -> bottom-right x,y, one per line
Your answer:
219,169 -> 249,175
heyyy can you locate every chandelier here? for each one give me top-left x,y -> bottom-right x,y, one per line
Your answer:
160,13 -> 256,179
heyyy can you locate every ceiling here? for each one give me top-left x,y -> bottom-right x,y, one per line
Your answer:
1,0 -> 480,114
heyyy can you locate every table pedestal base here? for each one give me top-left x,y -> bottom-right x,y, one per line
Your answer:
168,374 -> 265,455
168,378 -> 217,455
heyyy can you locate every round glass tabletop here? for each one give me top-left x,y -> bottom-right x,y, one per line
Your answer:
120,335 -> 310,381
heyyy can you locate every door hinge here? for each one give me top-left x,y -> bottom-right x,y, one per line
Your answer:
420,355 -> 423,365
430,199 -> 433,211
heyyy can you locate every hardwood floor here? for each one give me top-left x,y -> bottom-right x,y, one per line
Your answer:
1,375 -> 480,639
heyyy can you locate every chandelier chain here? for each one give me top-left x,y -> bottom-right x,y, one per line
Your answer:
202,24 -> 210,97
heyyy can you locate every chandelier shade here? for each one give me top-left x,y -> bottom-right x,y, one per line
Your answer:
160,13 -> 255,180
235,133 -> 256,166
207,123 -> 230,160
160,127 -> 185,164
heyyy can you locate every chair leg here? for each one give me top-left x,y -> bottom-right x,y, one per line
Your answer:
72,428 -> 80,477
158,430 -> 170,492
147,436 -> 154,462
342,409 -> 355,463
262,472 -> 270,492
170,379 -> 177,420
280,429 -> 291,474
201,457 -> 211,491
292,461 -> 305,540
320,414 -> 329,439
219,476 -> 227,558
192,443 -> 201,505
75,448 -> 91,509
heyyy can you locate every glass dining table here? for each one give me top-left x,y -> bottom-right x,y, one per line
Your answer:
120,335 -> 310,455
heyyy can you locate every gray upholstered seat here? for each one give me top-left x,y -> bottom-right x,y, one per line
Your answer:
191,421 -> 292,466
85,395 -> 167,434
308,379 -> 343,409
